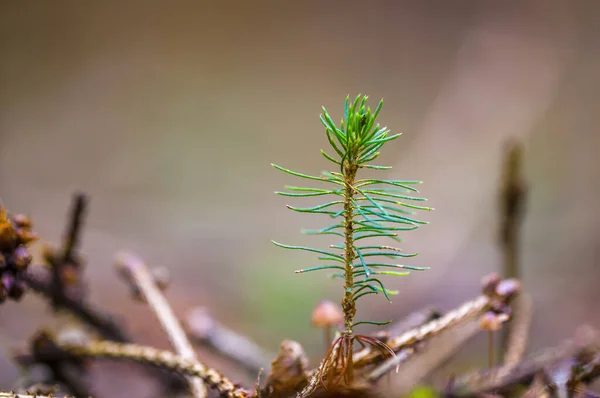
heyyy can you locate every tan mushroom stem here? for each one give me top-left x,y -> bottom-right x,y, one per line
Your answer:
311,300 -> 344,354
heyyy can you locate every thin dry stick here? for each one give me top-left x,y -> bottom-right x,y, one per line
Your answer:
300,294 -> 494,397
0,393 -> 74,398
369,318 -> 481,395
446,325 -> 599,397
57,340 -> 249,398
366,347 -> 415,382
502,293 -> 532,367
365,307 -> 441,383
521,373 -> 550,398
115,252 -> 206,398
498,140 -> 528,362
22,271 -> 188,392
353,295 -> 490,365
23,271 -> 128,341
185,306 -> 274,376
384,306 -> 440,336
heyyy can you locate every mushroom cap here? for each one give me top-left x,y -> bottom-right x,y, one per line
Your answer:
479,311 -> 509,331
311,300 -> 343,327
495,279 -> 521,298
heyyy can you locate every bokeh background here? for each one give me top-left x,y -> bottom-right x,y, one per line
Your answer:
1,1 -> 599,396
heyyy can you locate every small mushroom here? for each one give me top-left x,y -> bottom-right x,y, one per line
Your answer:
495,279 -> 521,298
481,273 -> 501,297
311,300 -> 343,354
479,311 -> 509,370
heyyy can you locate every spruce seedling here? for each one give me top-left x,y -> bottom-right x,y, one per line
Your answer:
272,95 -> 432,388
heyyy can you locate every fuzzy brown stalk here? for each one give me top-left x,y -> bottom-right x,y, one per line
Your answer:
341,163 -> 358,333
498,140 -> 528,364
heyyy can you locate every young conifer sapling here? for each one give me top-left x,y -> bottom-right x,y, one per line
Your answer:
272,95 -> 433,388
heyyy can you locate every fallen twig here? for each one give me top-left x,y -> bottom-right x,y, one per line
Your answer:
353,295 -> 491,366
502,293 -> 532,367
0,393 -> 74,398
384,307 -> 440,337
498,140 -> 528,363
55,339 -> 249,398
379,319 -> 481,395
21,194 -> 187,393
23,271 -> 128,342
366,347 -> 414,382
114,252 -> 207,398
13,330 -> 93,398
445,325 -> 600,397
185,306 -> 274,377
366,307 -> 444,386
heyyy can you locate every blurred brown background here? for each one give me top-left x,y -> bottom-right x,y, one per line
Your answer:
1,1 -> 599,396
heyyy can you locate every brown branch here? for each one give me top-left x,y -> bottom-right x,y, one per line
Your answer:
114,252 -> 207,398
38,192 -> 90,310
366,307 -> 443,385
23,269 -> 189,393
521,372 -> 550,398
263,340 -> 310,398
12,330 -> 93,398
366,347 -> 414,382
15,194 -> 95,397
298,294 -> 496,397
498,140 -> 528,363
445,325 -> 600,397
376,319 -> 481,395
61,192 -> 87,265
21,195 -> 188,394
0,393 -> 74,398
353,295 -> 491,366
55,339 -> 250,398
23,271 -> 128,342
502,293 -> 532,367
185,306 -> 274,376
384,307 -> 440,337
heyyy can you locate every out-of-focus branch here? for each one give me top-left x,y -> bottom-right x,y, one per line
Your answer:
353,294 -> 494,366
300,295 -> 486,397
39,192 -> 89,310
23,271 -> 128,342
263,340 -> 310,398
0,393 -> 73,398
374,320 -> 481,394
366,307 -> 443,385
53,339 -> 250,398
13,330 -> 93,398
16,194 -> 95,397
21,194 -> 187,393
114,252 -> 206,398
383,307 -> 440,337
521,373 -> 550,398
300,283 -> 519,397
498,140 -> 530,365
445,325 -> 600,397
502,293 -> 532,368
185,306 -> 274,376
366,280 -> 518,394
366,348 -> 414,382
499,140 -> 526,280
